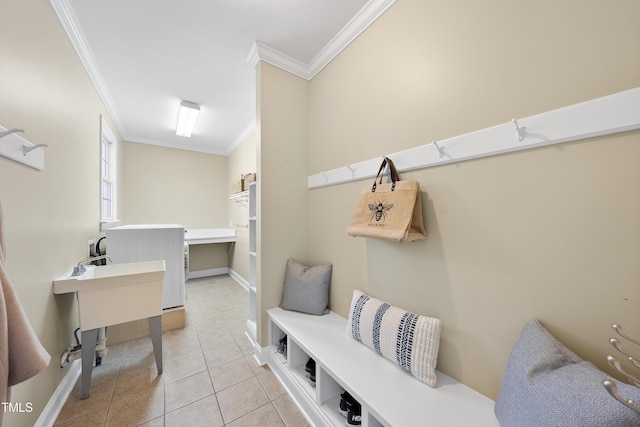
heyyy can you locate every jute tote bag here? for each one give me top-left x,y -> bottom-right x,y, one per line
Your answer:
347,157 -> 426,243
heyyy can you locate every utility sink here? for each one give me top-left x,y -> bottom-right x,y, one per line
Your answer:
53,260 -> 165,331
53,260 -> 166,399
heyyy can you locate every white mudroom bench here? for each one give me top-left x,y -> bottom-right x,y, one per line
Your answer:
266,307 -> 499,427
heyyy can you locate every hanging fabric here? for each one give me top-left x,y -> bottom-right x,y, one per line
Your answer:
0,202 -> 50,426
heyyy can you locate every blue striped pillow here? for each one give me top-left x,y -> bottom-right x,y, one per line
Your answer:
346,290 -> 441,387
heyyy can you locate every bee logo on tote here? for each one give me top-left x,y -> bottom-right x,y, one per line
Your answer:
368,200 -> 393,224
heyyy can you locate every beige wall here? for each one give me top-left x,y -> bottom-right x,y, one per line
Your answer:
0,1 -> 122,425
121,142 -> 229,273
227,131 -> 257,280
256,63 -> 310,345
188,243 -> 228,272
307,0 -> 640,399
121,142 -> 228,229
3,0 -> 639,424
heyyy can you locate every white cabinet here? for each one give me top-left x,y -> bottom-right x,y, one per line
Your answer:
246,182 -> 257,342
106,224 -> 185,309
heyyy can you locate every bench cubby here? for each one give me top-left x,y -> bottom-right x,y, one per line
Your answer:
269,319 -> 317,401
266,307 -> 499,427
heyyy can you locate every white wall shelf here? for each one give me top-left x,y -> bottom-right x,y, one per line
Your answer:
229,190 -> 248,200
0,125 -> 47,171
246,182 -> 258,344
308,87 -> 640,189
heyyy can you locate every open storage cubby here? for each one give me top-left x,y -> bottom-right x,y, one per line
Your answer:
287,341 -> 317,401
266,309 -> 389,426
268,321 -> 287,365
315,363 -> 387,427
266,307 -> 498,427
268,317 -> 318,401
318,368 -> 351,426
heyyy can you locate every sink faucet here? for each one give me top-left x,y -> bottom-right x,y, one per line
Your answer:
72,255 -> 113,276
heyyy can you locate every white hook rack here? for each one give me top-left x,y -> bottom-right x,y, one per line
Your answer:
23,144 -> 48,156
346,164 -> 355,177
0,125 -> 46,171
432,141 -> 445,158
512,118 -> 526,141
0,128 -> 25,139
308,87 -> 640,189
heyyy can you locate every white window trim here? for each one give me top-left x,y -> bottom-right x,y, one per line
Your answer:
100,116 -> 119,230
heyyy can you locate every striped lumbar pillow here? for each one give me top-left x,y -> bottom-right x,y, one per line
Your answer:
346,289 -> 441,387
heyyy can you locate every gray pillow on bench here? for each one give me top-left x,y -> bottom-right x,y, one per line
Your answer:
280,258 -> 332,315
495,320 -> 640,426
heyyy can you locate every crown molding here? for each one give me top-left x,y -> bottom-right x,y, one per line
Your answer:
248,0 -> 396,80
225,119 -> 257,156
307,0 -> 396,79
248,42 -> 312,80
51,0 -> 396,154
125,136 -> 229,156
49,0 -> 126,139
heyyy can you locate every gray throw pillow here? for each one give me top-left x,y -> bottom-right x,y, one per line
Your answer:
280,259 -> 332,315
495,320 -> 640,426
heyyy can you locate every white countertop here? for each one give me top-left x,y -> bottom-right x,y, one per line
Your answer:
109,224 -> 185,230
185,228 -> 236,245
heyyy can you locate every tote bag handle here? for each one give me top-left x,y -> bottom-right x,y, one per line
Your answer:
372,157 -> 400,192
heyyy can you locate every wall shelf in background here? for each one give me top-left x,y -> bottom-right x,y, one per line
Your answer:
229,190 -> 249,200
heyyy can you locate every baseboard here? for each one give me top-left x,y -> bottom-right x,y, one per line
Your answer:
228,268 -> 249,291
34,359 -> 81,427
245,320 -> 267,364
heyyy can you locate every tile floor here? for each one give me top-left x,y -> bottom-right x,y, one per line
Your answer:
54,275 -> 311,427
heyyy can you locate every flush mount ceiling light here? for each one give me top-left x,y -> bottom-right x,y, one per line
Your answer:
176,101 -> 200,137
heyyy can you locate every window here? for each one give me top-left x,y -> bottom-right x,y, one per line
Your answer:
100,116 -> 118,227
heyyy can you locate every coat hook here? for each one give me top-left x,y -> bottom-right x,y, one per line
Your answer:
346,164 -> 355,177
612,324 -> 640,346
432,141 -> 445,158
603,380 -> 640,414
0,128 -> 25,139
23,143 -> 48,156
609,338 -> 640,369
512,118 -> 526,141
607,355 -> 640,388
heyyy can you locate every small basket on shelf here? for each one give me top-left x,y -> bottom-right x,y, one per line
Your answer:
231,178 -> 244,194
244,172 -> 256,185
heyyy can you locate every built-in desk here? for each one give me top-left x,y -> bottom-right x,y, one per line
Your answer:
185,228 -> 236,279
185,228 -> 236,245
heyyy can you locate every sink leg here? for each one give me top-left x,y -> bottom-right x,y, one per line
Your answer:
148,315 -> 163,374
80,328 -> 99,399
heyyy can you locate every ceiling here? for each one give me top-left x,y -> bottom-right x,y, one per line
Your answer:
50,0 -> 395,156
